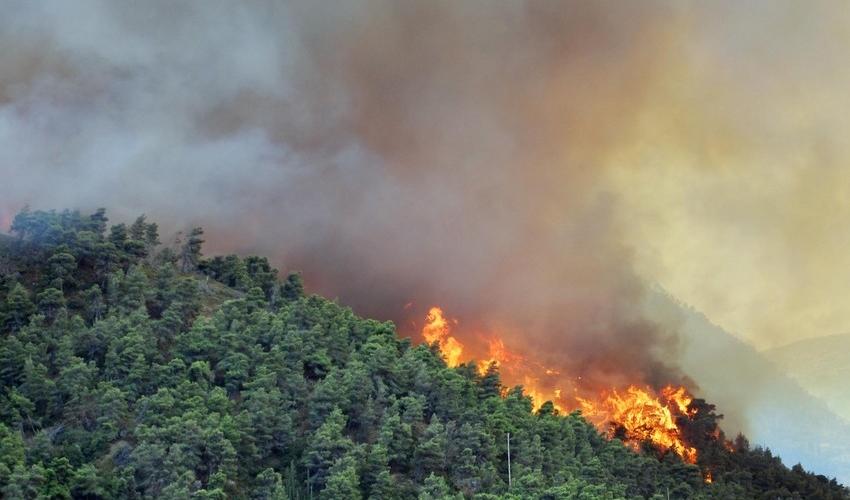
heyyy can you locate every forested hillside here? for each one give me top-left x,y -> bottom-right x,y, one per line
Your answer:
0,207 -> 847,500
642,290 -> 850,484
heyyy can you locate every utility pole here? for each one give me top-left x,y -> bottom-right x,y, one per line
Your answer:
507,432 -> 512,488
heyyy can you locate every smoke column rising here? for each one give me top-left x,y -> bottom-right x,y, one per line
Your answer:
3,0 -> 850,456
0,0 -> 689,388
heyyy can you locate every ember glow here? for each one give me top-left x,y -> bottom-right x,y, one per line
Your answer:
420,307 -> 562,405
0,206 -> 12,232
420,307 -> 699,463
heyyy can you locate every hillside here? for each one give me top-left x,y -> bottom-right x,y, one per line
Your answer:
761,334 -> 850,425
644,290 -> 850,485
1,207 -> 848,499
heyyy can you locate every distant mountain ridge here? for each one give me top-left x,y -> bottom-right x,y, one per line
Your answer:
644,289 -> 850,485
761,333 -> 850,425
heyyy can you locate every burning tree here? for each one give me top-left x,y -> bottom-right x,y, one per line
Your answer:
416,305 -> 732,471
578,385 -> 698,464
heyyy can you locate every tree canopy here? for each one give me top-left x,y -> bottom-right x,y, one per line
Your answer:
0,207 -> 847,500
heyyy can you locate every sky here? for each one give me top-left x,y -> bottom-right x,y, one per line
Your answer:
2,1 -> 850,398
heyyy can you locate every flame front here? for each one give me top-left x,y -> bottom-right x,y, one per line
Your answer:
418,306 -> 700,464
578,385 -> 697,464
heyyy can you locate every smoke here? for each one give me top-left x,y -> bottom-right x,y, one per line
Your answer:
3,0 -> 850,432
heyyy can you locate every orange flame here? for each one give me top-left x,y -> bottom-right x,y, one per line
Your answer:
662,385 -> 696,417
480,336 -> 566,412
422,307 -> 464,367
417,306 -> 699,464
578,385 -> 698,464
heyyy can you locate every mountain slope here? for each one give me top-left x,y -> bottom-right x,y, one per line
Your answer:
645,289 -> 850,485
2,207 -> 849,499
762,333 -> 850,424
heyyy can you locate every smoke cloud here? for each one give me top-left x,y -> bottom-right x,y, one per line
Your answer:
3,0 -> 850,444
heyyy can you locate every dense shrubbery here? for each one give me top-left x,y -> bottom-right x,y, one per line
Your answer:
0,207 -> 847,499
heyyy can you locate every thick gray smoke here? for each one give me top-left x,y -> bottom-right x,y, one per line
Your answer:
4,1 -> 850,458
0,0 -> 691,394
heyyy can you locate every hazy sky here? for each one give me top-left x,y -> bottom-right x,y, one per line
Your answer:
2,0 -> 850,365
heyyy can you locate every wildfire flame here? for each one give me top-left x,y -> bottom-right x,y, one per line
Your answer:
418,305 -> 700,464
422,307 -> 464,367
578,385 -> 698,464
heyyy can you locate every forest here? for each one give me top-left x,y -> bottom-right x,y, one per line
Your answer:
0,207 -> 847,500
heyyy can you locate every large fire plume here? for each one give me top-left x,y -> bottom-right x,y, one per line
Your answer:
8,2 -> 850,479
420,306 -> 702,463
0,0 -> 808,439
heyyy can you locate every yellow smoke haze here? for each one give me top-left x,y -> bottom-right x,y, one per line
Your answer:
607,2 -> 850,349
